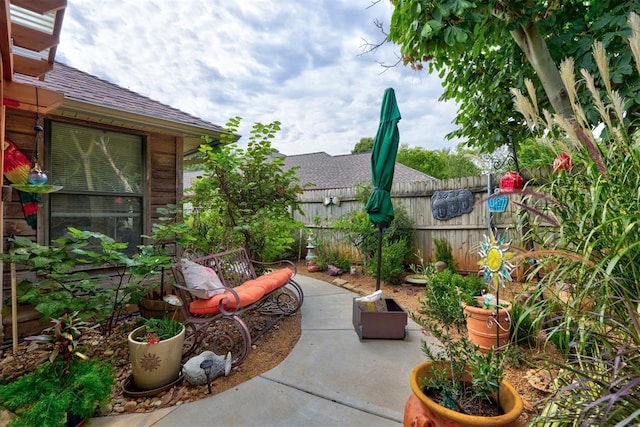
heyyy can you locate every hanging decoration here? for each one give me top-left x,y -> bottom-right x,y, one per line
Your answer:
3,140 -> 41,229
9,88 -> 62,195
487,189 -> 508,213
499,171 -> 524,192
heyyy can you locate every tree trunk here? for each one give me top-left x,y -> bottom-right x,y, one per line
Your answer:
511,22 -> 572,119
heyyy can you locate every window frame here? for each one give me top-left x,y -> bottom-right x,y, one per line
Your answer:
45,119 -> 147,248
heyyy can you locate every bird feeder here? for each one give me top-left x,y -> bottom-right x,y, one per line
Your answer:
499,171 -> 524,191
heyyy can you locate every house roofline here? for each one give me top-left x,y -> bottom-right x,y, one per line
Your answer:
55,98 -> 229,138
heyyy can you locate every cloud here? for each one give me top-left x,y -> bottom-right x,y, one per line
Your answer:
57,0 -> 461,155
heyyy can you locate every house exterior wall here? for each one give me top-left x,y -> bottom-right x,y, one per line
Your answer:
2,108 -> 182,293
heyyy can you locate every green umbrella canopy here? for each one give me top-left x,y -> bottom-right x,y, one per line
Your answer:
365,88 -> 401,228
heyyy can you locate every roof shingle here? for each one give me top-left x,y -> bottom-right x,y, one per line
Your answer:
282,152 -> 436,190
15,62 -> 224,133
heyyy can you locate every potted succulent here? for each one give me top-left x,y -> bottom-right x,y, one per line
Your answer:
0,312 -> 115,427
127,300 -> 186,391
404,233 -> 523,426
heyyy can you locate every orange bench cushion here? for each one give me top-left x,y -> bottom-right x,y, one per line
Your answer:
189,268 -> 294,315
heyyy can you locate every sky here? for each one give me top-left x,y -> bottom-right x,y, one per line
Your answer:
56,0 -> 461,156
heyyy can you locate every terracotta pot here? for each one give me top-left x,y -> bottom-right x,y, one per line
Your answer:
128,324 -> 185,390
462,297 -> 512,351
404,361 -> 523,427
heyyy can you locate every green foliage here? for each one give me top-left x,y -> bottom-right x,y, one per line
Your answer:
0,359 -> 114,427
313,244 -> 351,272
332,201 -> 414,284
416,269 -> 505,411
419,270 -> 466,332
145,204 -> 200,255
516,138 -> 558,171
365,239 -> 411,285
351,137 -> 374,153
188,117 -> 305,261
25,312 -> 89,372
433,238 -> 456,272
395,145 -> 480,179
134,318 -> 183,343
508,302 -> 539,347
511,19 -> 640,424
334,202 -> 414,264
2,228 -> 172,335
386,1 -> 640,153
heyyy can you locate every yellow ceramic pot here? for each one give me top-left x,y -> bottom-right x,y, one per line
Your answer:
128,324 -> 185,390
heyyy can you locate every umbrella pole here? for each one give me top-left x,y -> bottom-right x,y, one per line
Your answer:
375,225 -> 382,291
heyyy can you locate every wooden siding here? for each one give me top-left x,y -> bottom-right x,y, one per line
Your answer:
295,175 -> 522,273
2,109 -> 181,294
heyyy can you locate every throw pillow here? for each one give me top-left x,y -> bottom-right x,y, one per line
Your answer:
181,259 -> 225,299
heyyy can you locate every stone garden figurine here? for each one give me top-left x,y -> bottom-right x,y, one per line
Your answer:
183,350 -> 232,386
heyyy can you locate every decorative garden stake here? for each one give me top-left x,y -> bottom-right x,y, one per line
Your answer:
477,230 -> 515,411
553,153 -> 572,172
499,171 -> 524,191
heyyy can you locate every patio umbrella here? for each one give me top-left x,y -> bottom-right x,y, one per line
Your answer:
365,88 -> 401,291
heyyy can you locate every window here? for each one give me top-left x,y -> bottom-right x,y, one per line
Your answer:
48,121 -> 144,253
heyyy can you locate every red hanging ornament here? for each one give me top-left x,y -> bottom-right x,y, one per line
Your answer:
499,171 -> 524,191
553,153 -> 572,172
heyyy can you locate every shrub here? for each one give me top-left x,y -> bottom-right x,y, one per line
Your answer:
0,359 -> 114,427
188,117 -> 306,261
2,228 -> 171,335
365,239 -> 411,285
433,238 -> 456,271
333,202 -> 415,271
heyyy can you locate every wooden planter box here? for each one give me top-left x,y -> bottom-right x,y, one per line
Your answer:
352,297 -> 407,340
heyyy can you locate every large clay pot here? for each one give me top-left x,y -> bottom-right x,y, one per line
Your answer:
462,297 -> 511,351
128,324 -> 185,390
404,361 -> 523,427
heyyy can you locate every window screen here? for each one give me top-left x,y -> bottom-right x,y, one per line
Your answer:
49,122 -> 144,253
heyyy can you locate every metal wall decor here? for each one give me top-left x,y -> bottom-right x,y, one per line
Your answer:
431,189 -> 474,220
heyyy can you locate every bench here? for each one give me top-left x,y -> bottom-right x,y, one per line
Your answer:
171,248 -> 303,366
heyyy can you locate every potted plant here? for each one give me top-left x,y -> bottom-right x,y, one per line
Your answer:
462,294 -> 512,351
127,310 -> 186,391
0,312 -> 115,427
404,235 -> 523,426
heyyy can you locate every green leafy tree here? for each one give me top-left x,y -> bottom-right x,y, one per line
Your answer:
385,1 -> 640,152
395,145 -> 480,178
189,117 -> 305,261
351,137 -> 375,153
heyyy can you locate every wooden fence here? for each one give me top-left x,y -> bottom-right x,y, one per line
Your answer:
293,175 -> 524,273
